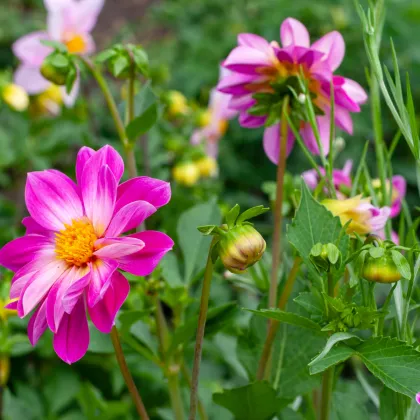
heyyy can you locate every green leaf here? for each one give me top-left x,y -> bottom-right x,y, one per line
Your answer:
213,382 -> 287,420
168,302 -> 237,356
326,243 -> 340,265
117,309 -> 150,337
160,252 -> 183,288
391,250 -> 411,280
293,292 -> 324,319
40,39 -> 67,52
225,204 -> 240,228
65,65 -> 77,95
131,46 -> 149,76
379,387 -> 397,420
95,49 -> 117,63
50,53 -> 70,68
369,246 -> 385,259
236,205 -> 270,225
245,308 -> 323,331
287,181 -> 349,280
111,54 -> 130,77
356,337 -> 420,398
125,103 -> 158,141
308,333 -> 361,374
88,324 -> 114,353
332,381 -> 370,420
177,198 -> 221,283
197,225 -> 217,235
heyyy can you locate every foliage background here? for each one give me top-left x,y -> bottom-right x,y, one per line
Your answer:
0,0 -> 419,419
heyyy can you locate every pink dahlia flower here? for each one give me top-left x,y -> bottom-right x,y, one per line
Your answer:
191,67 -> 237,157
218,18 -> 368,164
303,159 -> 353,198
12,0 -> 104,106
372,175 -> 406,219
0,145 -> 173,364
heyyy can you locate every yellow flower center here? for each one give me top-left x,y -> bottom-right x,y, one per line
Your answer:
55,219 -> 97,266
64,33 -> 87,54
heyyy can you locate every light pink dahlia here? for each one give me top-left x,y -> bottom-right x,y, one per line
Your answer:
217,18 -> 368,164
12,0 -> 104,106
0,145 -> 173,364
191,67 -> 237,157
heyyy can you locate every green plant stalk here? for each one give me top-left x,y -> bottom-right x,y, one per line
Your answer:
110,326 -> 150,420
268,98 -> 290,310
154,298 -> 185,420
320,273 -> 335,420
82,58 -> 138,179
188,238 -> 216,420
256,256 -> 301,380
181,363 -> 208,420
125,68 -> 139,179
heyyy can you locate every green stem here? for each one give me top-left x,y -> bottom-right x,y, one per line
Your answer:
268,97 -> 290,310
168,373 -> 185,420
188,239 -> 216,420
110,326 -> 150,420
181,363 -> 208,420
256,257 -> 301,381
320,273 -> 335,420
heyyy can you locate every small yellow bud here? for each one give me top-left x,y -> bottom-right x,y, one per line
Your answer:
195,156 -> 218,178
218,224 -> 266,274
196,109 -> 212,127
167,91 -> 189,117
2,84 -> 29,112
33,85 -> 63,116
172,162 -> 200,186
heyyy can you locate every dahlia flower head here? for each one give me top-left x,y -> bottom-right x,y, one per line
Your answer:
218,18 -> 368,164
191,67 -> 237,157
0,145 -> 173,364
12,0 -> 104,106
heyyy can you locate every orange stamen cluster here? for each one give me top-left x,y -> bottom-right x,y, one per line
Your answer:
64,34 -> 87,54
55,219 -> 97,266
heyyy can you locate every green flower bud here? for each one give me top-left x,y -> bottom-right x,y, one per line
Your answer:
310,242 -> 341,272
218,224 -> 266,274
40,54 -> 72,86
362,253 -> 402,283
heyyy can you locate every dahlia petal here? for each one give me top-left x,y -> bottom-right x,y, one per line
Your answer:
217,73 -> 261,95
370,206 -> 391,232
116,177 -> 171,213
390,175 -> 406,218
106,200 -> 156,237
66,0 -> 104,33
301,116 -> 331,156
302,169 -> 319,189
47,266 -> 89,333
88,165 -> 117,237
341,78 -> 368,104
334,106 -> 353,134
238,33 -> 270,50
0,234 -> 54,271
87,258 -> 118,308
311,31 -> 345,71
62,72 -> 80,107
76,146 -> 95,185
239,113 -> 266,128
94,237 -> 145,259
228,94 -> 256,111
5,300 -> 18,310
116,230 -> 174,276
14,65 -> 50,95
88,271 -> 129,333
25,170 -> 84,231
12,31 -> 51,66
62,270 -> 91,314
22,217 -> 52,236
223,46 -> 273,74
53,297 -> 89,364
280,18 -> 310,48
28,297 -> 48,346
263,124 -> 295,164
18,260 -> 68,317
333,89 -> 361,112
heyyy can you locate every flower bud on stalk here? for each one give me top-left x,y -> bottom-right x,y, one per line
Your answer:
198,204 -> 268,274
218,224 -> 266,274
41,53 -> 74,86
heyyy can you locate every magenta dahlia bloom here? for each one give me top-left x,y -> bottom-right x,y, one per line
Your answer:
0,145 -> 173,364
12,0 -> 104,105
217,18 -> 368,164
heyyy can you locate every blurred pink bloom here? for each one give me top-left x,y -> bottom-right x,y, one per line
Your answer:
389,175 -> 406,218
191,67 -> 237,157
218,18 -> 367,164
303,159 -> 352,198
12,0 -> 104,106
416,393 -> 420,405
0,145 -> 173,364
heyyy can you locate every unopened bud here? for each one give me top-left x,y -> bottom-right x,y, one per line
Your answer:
297,93 -> 306,104
172,162 -> 200,186
195,156 -> 218,178
41,59 -> 70,86
2,84 -> 29,111
218,224 -> 266,274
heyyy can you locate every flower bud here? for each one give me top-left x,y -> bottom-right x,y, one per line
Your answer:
218,224 -> 266,274
172,162 -> 200,186
195,156 -> 218,178
362,253 -> 401,283
166,91 -> 189,117
40,59 -> 70,86
2,84 -> 29,111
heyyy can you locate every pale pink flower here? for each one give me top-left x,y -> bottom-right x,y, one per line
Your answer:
0,145 -> 173,364
191,67 -> 237,157
218,18 -> 367,164
12,0 -> 104,106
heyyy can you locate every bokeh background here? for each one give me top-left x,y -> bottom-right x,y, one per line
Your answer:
0,0 -> 419,419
